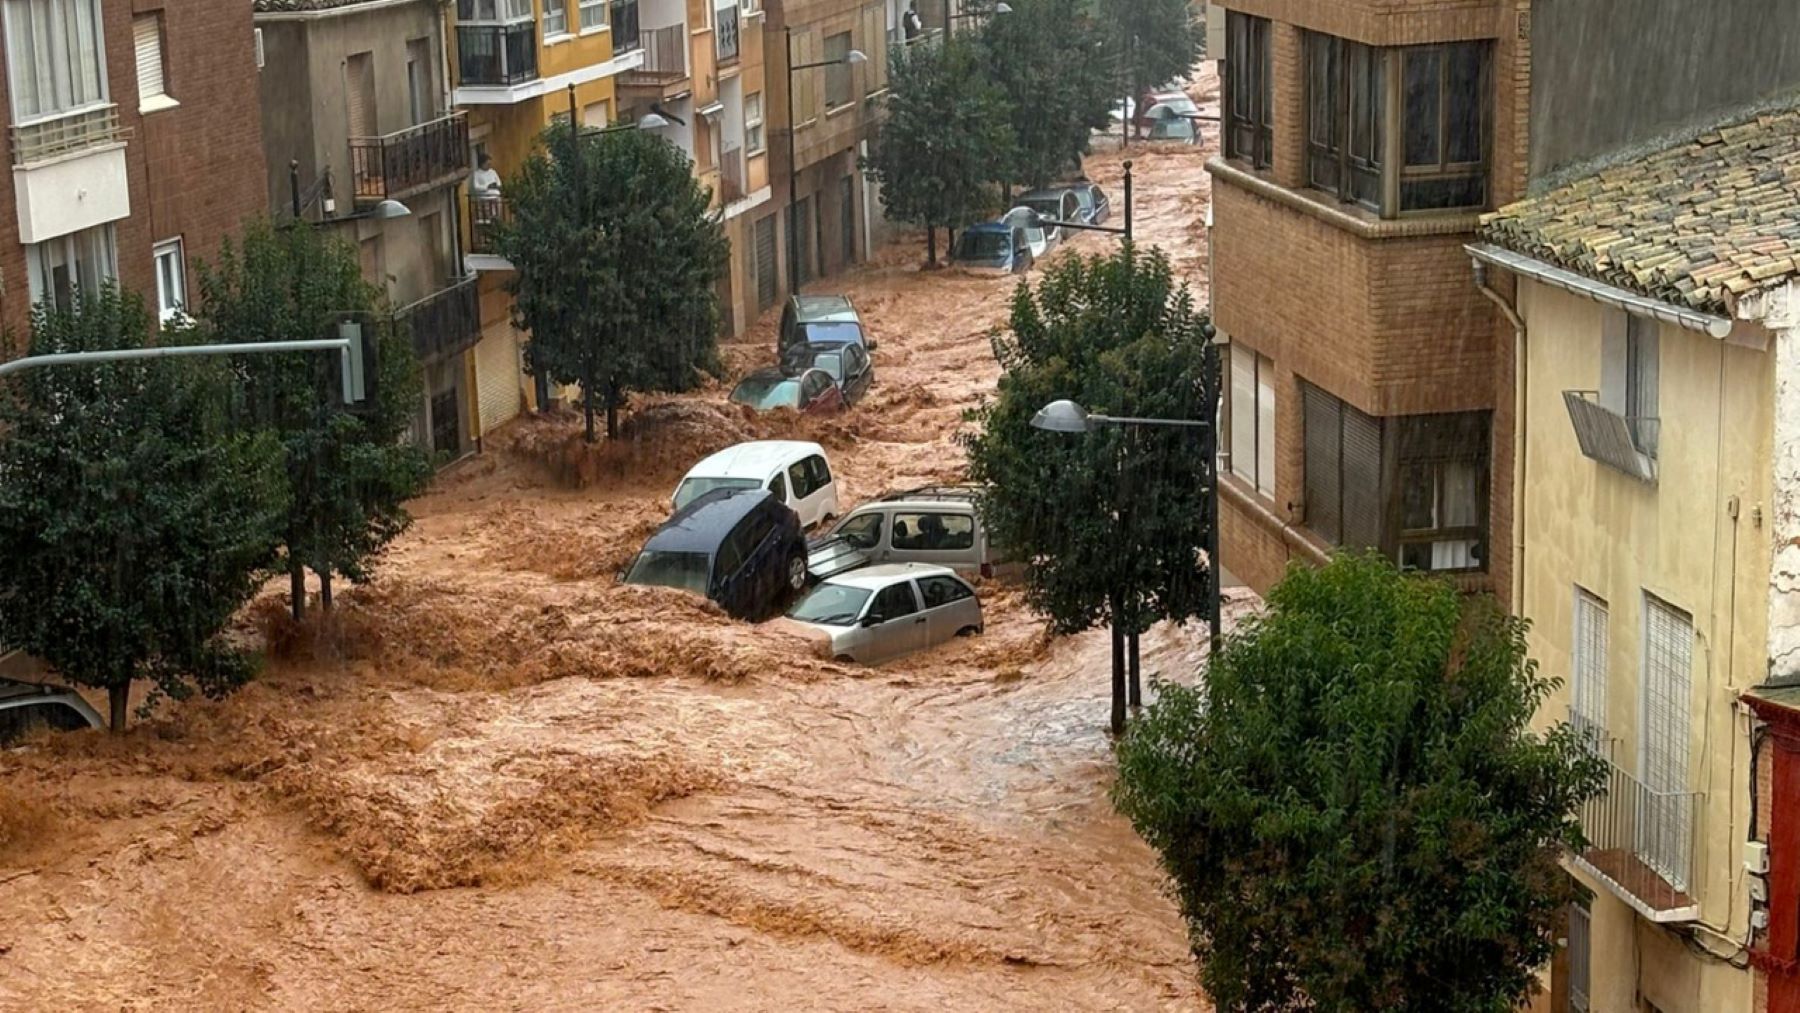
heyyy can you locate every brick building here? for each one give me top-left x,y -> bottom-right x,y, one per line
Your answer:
0,0 -> 267,341
1204,0 -> 1529,599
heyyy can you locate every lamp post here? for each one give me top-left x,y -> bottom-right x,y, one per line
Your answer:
784,31 -> 867,296
1031,396 -> 1223,727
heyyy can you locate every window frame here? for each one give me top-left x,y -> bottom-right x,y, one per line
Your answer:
1223,11 -> 1271,169
542,0 -> 569,39
133,12 -> 172,111
823,31 -> 853,111
578,0 -> 607,32
868,582 -> 919,622
152,237 -> 185,324
1571,586 -> 1609,752
4,0 -> 110,125
917,574 -> 973,609
26,222 -> 116,311
1304,32 -> 1383,212
1226,343 -> 1276,500
745,91 -> 766,153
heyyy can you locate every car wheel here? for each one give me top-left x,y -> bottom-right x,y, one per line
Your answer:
785,553 -> 808,592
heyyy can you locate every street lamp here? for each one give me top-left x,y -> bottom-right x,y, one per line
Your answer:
288,160 -> 412,224
784,31 -> 868,295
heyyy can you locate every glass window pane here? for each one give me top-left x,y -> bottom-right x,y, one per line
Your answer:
1400,174 -> 1485,211
1307,34 -> 1332,148
1403,49 -> 1441,167
1447,44 -> 1483,164
1230,346 -> 1256,485
1256,357 -> 1276,499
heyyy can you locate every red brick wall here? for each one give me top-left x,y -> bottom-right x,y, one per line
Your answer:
0,0 -> 266,340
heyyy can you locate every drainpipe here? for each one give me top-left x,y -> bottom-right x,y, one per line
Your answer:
1474,259 -> 1527,612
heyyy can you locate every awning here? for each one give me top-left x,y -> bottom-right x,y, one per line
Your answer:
697,101 -> 726,121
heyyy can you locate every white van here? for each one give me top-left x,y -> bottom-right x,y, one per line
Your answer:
673,440 -> 840,530
1001,207 -> 1052,262
806,486 -> 1002,580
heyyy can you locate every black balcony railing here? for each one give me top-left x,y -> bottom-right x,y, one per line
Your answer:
611,0 -> 641,52
399,275 -> 482,362
716,4 -> 740,64
350,112 -> 471,205
466,193 -> 512,256
457,22 -> 539,86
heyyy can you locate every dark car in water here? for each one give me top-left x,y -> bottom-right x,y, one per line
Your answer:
729,367 -> 845,415
777,295 -> 875,358
780,340 -> 875,405
622,488 -> 809,619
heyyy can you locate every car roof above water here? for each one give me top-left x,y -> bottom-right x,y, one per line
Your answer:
824,562 -> 958,590
645,488 -> 772,554
687,440 -> 826,479
793,295 -> 858,323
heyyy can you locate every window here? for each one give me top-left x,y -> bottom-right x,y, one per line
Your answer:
766,474 -> 787,502
1568,899 -> 1592,1013
579,0 -> 607,31
805,454 -> 831,491
789,459 -> 816,498
153,238 -> 185,324
835,511 -> 881,549
918,575 -> 973,609
891,512 -> 975,551
754,213 -> 777,308
5,0 -> 107,122
583,100 -> 610,127
1305,33 -> 1383,210
1571,588 -> 1608,751
1625,314 -> 1659,459
26,223 -> 115,311
1303,33 -> 1489,215
133,14 -> 171,110
823,32 -> 852,110
1223,12 -> 1270,168
1227,344 -> 1276,499
543,0 -> 568,37
406,38 -> 433,124
346,52 -> 375,139
1301,382 -> 1488,572
1641,594 -> 1694,889
459,0 -> 532,18
868,583 -> 918,623
745,91 -> 765,153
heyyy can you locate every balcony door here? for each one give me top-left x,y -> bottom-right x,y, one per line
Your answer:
1639,594 -> 1694,891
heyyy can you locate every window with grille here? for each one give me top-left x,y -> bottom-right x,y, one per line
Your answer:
1571,588 -> 1608,751
1641,593 -> 1694,889
1224,12 -> 1270,168
1227,344 -> 1276,499
1625,314 -> 1660,459
1568,900 -> 1592,1013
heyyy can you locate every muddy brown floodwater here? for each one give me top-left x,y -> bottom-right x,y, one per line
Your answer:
0,73 -> 1249,1011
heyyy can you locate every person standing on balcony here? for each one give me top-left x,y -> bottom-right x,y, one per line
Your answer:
471,153 -> 503,222
903,2 -> 923,42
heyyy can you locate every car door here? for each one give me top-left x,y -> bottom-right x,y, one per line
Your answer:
801,370 -> 843,416
711,521 -> 751,614
860,581 -> 927,662
841,344 -> 871,403
803,454 -> 838,522
786,456 -> 819,527
916,573 -> 979,645
736,507 -> 782,615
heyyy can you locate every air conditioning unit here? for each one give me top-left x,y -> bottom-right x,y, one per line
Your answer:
254,27 -> 265,70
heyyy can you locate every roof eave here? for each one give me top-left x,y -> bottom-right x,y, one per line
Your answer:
1466,242 -> 1735,339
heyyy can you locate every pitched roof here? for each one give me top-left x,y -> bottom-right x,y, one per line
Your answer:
252,0 -> 403,12
1479,107 -> 1800,317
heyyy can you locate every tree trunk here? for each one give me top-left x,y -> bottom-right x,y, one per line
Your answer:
108,682 -> 129,732
319,568 -> 333,612
534,369 -> 552,413
1128,629 -> 1142,708
582,375 -> 598,444
926,225 -> 938,267
606,380 -> 620,441
288,555 -> 306,622
1109,592 -> 1126,737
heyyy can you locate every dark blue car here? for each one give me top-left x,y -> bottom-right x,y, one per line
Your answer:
623,488 -> 809,619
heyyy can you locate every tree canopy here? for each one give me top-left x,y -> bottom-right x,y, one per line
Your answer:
1114,554 -> 1609,1013
0,286 -> 287,729
197,219 -> 430,620
1097,0 -> 1199,130
499,122 -> 730,441
963,245 -> 1220,733
864,37 -> 1015,265
976,0 -> 1116,190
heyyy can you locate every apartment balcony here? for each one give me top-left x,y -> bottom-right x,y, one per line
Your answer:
457,22 -> 538,87
720,146 -> 746,204
716,3 -> 740,65
466,193 -> 511,258
1572,746 -> 1702,923
9,104 -> 131,245
349,113 -> 471,208
399,274 -> 482,362
1563,390 -> 1659,484
621,22 -> 686,88
611,0 -> 642,53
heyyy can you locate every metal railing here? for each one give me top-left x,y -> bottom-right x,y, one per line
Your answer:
1563,390 -> 1658,484
611,0 -> 641,52
466,193 -> 511,256
625,22 -> 686,80
1574,747 -> 1701,918
10,104 -> 126,165
398,275 -> 482,361
349,112 -> 470,205
720,146 -> 745,203
716,3 -> 740,63
457,22 -> 539,86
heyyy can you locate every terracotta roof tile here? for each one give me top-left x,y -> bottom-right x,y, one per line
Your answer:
1480,106 -> 1800,315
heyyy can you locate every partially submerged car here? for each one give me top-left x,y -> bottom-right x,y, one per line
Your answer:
951,222 -> 1033,274
1000,207 -> 1052,262
729,367 -> 844,415
787,563 -> 983,664
623,488 -> 809,619
673,440 -> 840,529
1147,113 -> 1200,145
807,486 -> 1000,580
0,679 -> 103,745
781,340 -> 874,406
777,295 -> 874,357
1018,188 -> 1083,240
1055,179 -> 1112,225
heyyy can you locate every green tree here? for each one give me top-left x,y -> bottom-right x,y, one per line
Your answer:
0,286 -> 287,730
197,220 -> 430,620
865,37 -> 1015,265
963,245 -> 1220,734
978,0 -> 1115,191
1115,554 -> 1609,1013
499,122 -> 729,442
1097,0 -> 1199,137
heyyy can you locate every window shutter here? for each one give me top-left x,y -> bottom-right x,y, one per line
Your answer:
1256,356 -> 1276,498
1572,588 -> 1609,746
134,16 -> 165,100
1340,402 -> 1384,550
1302,384 -> 1341,542
1229,346 -> 1255,485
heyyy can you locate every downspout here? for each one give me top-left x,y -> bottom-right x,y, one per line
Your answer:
1474,260 -> 1527,611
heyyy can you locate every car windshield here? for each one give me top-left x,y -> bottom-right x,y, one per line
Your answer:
673,476 -> 759,510
798,321 -> 864,345
730,376 -> 804,411
955,231 -> 1010,260
1151,117 -> 1196,140
1022,197 -> 1063,221
813,352 -> 845,381
1157,95 -> 1198,115
787,583 -> 874,626
625,550 -> 712,594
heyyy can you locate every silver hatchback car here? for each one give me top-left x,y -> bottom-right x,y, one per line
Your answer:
785,563 -> 983,664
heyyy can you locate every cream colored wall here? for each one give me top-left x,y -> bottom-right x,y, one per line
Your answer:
1518,281 -> 1771,1012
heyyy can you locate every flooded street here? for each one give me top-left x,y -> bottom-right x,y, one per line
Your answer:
0,79 -> 1238,1012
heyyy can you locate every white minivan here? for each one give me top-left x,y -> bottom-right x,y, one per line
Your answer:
673,441 -> 841,530
806,486 -> 1001,580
